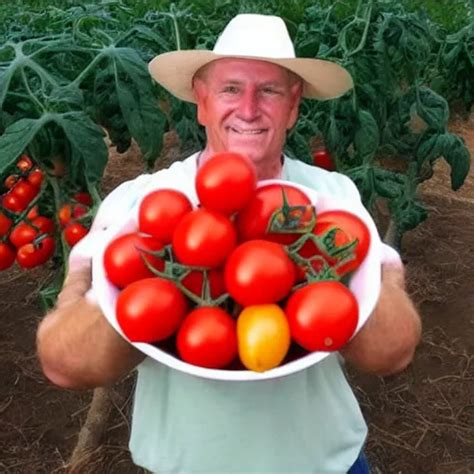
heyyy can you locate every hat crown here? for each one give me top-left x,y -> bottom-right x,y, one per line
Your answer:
213,14 -> 296,59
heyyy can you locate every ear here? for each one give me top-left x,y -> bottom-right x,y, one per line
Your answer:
286,81 -> 303,130
192,78 -> 209,126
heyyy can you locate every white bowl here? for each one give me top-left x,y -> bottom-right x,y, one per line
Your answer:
92,179 -> 382,381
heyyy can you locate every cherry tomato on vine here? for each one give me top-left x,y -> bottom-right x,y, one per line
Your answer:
139,189 -> 192,244
312,149 -> 335,171
64,222 -> 89,247
9,217 -> 54,248
237,304 -> 291,372
0,242 -> 16,270
181,269 -> 226,299
177,306 -> 238,369
103,232 -> 165,288
4,175 -> 19,189
224,240 -> 296,307
16,155 -> 33,172
2,193 -> 27,213
27,168 -> 44,187
26,205 -> 39,220
0,211 -> 13,236
73,192 -> 92,206
285,281 -> 359,352
172,208 -> 237,268
236,183 -> 313,244
16,236 -> 55,269
195,152 -> 257,215
11,178 -> 39,204
116,277 -> 189,343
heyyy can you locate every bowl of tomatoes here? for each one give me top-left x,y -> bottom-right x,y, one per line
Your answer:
91,152 -> 382,381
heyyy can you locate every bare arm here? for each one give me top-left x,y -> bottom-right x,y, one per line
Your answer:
340,262 -> 422,376
37,262 -> 145,390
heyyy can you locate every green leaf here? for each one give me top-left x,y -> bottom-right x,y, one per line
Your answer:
0,116 -> 48,175
416,87 -> 449,131
354,109 -> 379,161
52,111 -> 108,184
441,134 -> 471,190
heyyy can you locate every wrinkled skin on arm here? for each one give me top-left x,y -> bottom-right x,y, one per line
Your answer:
37,261 -> 145,390
340,262 -> 422,376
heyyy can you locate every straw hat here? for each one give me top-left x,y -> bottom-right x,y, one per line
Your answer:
148,13 -> 353,103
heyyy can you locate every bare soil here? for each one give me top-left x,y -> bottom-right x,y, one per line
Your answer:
0,115 -> 473,473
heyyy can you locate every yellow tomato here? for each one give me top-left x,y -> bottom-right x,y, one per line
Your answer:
237,304 -> 291,372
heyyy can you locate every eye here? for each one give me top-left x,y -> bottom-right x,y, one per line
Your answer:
222,85 -> 240,94
262,87 -> 281,96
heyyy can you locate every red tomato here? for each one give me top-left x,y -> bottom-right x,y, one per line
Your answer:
64,222 -> 89,247
301,210 -> 370,276
16,236 -> 55,268
139,189 -> 192,244
103,233 -> 165,288
10,216 -> 54,248
312,149 -> 335,171
58,204 -> 72,227
0,211 -> 13,236
72,204 -> 88,219
27,168 -> 44,187
181,269 -> 226,299
4,175 -> 19,189
195,152 -> 257,215
116,277 -> 189,343
17,155 -> 33,172
236,183 -> 313,244
11,178 -> 39,204
73,192 -> 93,206
224,240 -> 296,307
177,306 -> 238,368
0,242 -> 16,270
2,193 -> 28,213
172,208 -> 237,268
26,205 -> 39,220
286,281 -> 359,352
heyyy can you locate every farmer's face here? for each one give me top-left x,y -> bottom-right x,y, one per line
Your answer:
193,58 -> 302,167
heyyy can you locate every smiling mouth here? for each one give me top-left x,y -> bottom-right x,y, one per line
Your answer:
229,126 -> 267,135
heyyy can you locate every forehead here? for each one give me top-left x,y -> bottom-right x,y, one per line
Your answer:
200,57 -> 292,84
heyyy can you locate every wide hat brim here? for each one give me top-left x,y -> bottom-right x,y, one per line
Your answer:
148,50 -> 353,103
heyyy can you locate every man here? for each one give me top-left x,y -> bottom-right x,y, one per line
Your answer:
37,14 -> 421,473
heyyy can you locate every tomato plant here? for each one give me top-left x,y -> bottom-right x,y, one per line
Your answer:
224,240 -> 296,306
103,233 -> 165,289
195,152 -> 257,215
139,189 -> 192,244
285,281 -> 359,352
172,208 -> 237,268
116,277 -> 189,343
236,183 -> 313,244
177,306 -> 237,369
237,304 -> 291,372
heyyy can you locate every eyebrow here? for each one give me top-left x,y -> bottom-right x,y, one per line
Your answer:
218,79 -> 286,88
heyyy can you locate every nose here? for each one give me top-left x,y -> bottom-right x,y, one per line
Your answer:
237,88 -> 260,122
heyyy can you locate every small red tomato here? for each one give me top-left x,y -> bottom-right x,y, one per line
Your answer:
116,277 -> 189,343
195,152 -> 257,215
139,189 -> 193,244
27,168 -> 44,187
0,242 -> 16,270
72,204 -> 88,219
16,236 -> 55,269
58,204 -> 72,227
103,233 -> 165,288
312,149 -> 335,171
177,306 -> 238,369
172,208 -> 237,268
11,178 -> 39,204
224,240 -> 296,307
181,269 -> 226,299
26,205 -> 39,220
10,222 -> 38,248
4,175 -> 19,189
2,193 -> 28,213
17,155 -> 33,172
73,192 -> 93,206
286,281 -> 359,352
0,211 -> 13,236
63,223 -> 89,247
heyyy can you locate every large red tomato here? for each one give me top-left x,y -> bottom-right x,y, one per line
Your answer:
181,269 -> 226,299
172,208 -> 237,268
116,277 -> 189,343
285,281 -> 359,352
103,233 -> 165,288
139,189 -> 193,244
177,306 -> 237,368
300,210 -> 370,276
236,183 -> 314,244
224,240 -> 296,306
195,152 -> 257,215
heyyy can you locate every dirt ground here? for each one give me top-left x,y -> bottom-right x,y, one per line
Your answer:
0,115 -> 473,473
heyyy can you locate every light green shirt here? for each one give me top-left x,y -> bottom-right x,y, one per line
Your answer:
93,154 -> 368,473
